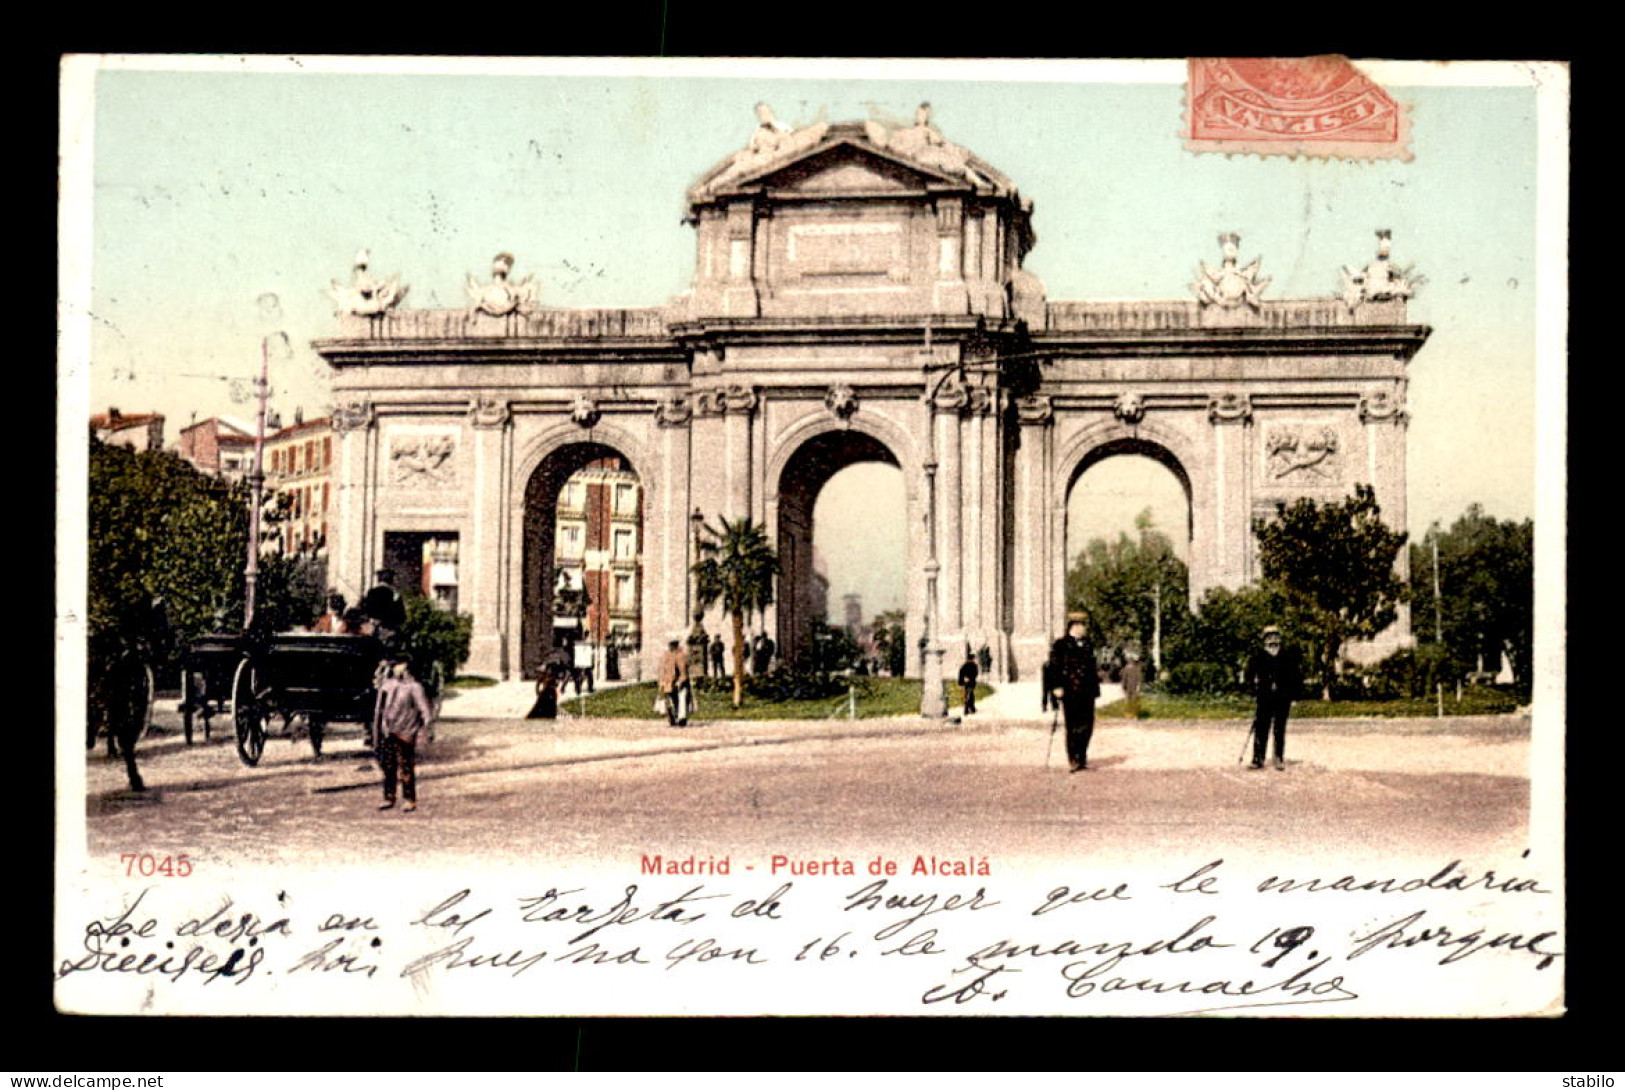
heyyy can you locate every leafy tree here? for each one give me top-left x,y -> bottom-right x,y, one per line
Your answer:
89,437 -> 339,684
1065,509 -> 1189,670
89,438 -> 250,677
809,618 -> 862,672
1253,484 -> 1408,699
1409,506 -> 1533,694
693,516 -> 779,708
871,609 -> 907,677
1168,583 -> 1318,691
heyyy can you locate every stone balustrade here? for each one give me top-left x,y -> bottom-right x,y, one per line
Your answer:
332,306 -> 671,340
1045,297 -> 1403,332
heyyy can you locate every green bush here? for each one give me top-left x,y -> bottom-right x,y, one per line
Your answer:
695,670 -> 870,702
400,594 -> 472,689
1162,661 -> 1239,696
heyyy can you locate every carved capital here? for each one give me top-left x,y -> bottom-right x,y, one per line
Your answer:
1016,394 -> 1053,425
331,399 -> 376,434
693,384 -> 758,417
1207,393 -> 1253,424
569,393 -> 601,429
927,375 -> 970,413
824,384 -> 858,424
1114,392 -> 1147,425
1358,389 -> 1407,424
467,396 -> 511,429
966,386 -> 995,416
654,393 -> 693,428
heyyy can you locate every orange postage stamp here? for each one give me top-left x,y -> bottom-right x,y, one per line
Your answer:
1185,56 -> 1412,160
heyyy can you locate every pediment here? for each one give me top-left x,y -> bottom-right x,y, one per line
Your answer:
755,143 -> 954,195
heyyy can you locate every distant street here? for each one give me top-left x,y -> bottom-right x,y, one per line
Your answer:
81,683 -> 1533,873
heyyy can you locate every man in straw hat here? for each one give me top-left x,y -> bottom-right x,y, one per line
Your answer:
1245,625 -> 1301,771
1048,612 -> 1101,772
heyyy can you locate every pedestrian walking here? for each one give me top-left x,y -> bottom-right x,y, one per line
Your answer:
658,636 -> 692,727
1245,625 -> 1300,771
1047,612 -> 1101,772
1120,654 -> 1144,719
528,663 -> 560,719
710,634 -> 726,679
957,651 -> 980,715
373,652 -> 435,812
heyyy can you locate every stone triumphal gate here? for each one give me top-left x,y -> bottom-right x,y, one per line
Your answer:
314,106 -> 1428,683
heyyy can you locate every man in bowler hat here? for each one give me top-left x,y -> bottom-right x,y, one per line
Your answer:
1048,612 -> 1101,772
1246,625 -> 1300,771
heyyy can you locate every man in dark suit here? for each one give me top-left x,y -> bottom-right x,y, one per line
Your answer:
362,568 -> 407,645
1048,612 -> 1101,772
1245,625 -> 1301,771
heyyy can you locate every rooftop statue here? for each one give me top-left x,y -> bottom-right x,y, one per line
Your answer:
868,102 -> 992,187
467,252 -> 541,317
1194,233 -> 1271,310
705,102 -> 831,190
327,249 -> 409,317
1341,229 -> 1422,309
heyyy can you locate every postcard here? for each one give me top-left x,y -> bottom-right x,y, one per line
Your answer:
57,56 -> 1567,1017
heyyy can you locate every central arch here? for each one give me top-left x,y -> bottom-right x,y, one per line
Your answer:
775,428 -> 903,669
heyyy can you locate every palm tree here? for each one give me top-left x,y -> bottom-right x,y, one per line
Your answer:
693,515 -> 778,708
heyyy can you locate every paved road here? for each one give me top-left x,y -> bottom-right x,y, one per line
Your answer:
80,694 -> 1532,873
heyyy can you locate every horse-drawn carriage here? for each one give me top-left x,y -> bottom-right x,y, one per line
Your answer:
177,633 -> 245,745
227,633 -> 444,766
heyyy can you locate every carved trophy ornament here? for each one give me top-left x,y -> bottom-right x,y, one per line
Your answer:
1341,229 -> 1422,310
1266,426 -> 1341,481
389,435 -> 456,485
328,249 -> 409,317
1114,392 -> 1147,425
1194,233 -> 1271,310
467,252 -> 541,317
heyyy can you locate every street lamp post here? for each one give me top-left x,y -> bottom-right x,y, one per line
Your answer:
244,335 -> 271,630
689,508 -> 709,674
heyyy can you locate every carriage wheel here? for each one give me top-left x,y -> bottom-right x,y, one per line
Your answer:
231,658 -> 269,767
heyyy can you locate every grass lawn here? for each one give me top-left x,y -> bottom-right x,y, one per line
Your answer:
1098,687 -> 1524,720
564,678 -> 990,721
449,676 -> 500,689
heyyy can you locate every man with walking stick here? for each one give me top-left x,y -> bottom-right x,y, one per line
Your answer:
1048,612 -> 1101,773
1245,625 -> 1300,771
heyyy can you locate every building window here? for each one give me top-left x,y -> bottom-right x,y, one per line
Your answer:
613,483 -> 637,516
615,572 -> 634,607
323,436 -> 332,467
559,522 -> 585,557
613,528 -> 634,560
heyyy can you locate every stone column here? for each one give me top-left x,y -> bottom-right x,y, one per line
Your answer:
466,397 -> 511,678
1010,394 -> 1053,680
1361,386 -> 1413,648
653,392 -> 696,680
1205,393 -> 1253,597
330,399 -> 376,606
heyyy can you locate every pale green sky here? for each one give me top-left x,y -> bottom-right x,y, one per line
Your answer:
74,60 -> 1548,618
